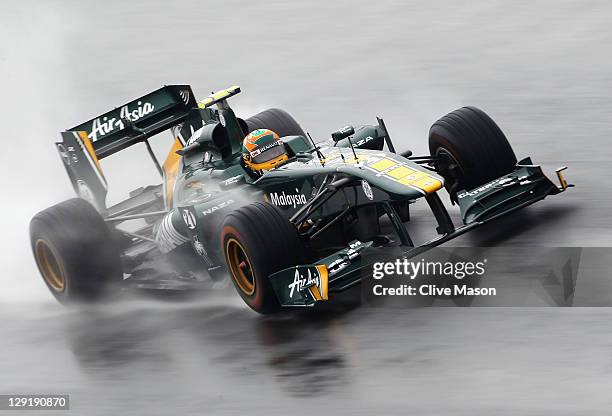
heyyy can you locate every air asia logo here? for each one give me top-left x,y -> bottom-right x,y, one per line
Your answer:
89,101 -> 155,142
361,180 -> 373,200
269,188 -> 307,208
288,267 -> 322,298
181,209 -> 197,229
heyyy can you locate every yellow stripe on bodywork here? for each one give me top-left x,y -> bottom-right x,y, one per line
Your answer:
363,161 -> 443,194
344,157 -> 361,165
308,265 -> 329,301
369,158 -> 397,172
411,176 -> 443,193
398,171 -> 429,183
397,170 -> 443,193
76,131 -> 104,178
365,156 -> 444,194
387,166 -> 416,179
162,138 -> 184,208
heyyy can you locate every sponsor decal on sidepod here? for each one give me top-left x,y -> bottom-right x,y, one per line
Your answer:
202,200 -> 235,216
269,188 -> 307,208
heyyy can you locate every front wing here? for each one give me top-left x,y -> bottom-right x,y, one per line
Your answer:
267,157 -> 571,307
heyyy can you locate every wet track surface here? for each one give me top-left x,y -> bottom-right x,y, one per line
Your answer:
2,0 -> 612,414
5,301 -> 612,415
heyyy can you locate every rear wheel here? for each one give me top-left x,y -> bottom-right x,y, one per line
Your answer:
245,108 -> 306,137
429,106 -> 517,195
30,198 -> 122,304
221,202 -> 308,314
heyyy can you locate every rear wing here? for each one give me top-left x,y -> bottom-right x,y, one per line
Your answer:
68,85 -> 199,158
57,85 -> 202,212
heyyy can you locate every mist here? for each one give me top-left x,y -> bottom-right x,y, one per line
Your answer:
1,0 -> 612,414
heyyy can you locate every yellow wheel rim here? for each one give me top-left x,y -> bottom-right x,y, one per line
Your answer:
35,239 -> 65,293
226,238 -> 256,296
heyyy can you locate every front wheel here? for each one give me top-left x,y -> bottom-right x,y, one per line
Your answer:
429,106 -> 517,195
221,202 -> 308,314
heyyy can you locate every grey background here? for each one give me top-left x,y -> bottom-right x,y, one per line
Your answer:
1,0 -> 612,414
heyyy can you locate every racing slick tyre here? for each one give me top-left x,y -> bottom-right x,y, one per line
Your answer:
429,106 -> 517,194
245,108 -> 306,138
29,198 -> 122,304
221,202 -> 308,314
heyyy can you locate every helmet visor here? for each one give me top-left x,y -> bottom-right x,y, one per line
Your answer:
252,143 -> 286,164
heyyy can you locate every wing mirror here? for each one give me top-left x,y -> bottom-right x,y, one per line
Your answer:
331,125 -> 355,142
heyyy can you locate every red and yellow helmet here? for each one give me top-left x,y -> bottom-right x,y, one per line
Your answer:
242,129 -> 288,174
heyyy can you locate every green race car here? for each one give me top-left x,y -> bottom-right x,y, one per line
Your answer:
30,85 -> 571,313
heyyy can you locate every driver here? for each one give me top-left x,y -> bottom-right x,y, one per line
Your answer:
241,129 -> 289,177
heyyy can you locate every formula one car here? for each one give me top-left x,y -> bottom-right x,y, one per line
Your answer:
30,85 -> 572,313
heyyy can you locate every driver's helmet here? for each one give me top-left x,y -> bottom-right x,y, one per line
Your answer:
242,129 -> 288,175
